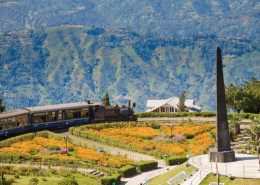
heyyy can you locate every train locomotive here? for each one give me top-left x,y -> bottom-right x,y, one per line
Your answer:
0,100 -> 136,139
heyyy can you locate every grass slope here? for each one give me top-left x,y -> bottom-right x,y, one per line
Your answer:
200,173 -> 260,185
148,163 -> 196,185
4,174 -> 98,185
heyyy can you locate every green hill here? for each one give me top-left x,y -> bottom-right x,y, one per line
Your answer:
0,0 -> 259,39
0,26 -> 259,111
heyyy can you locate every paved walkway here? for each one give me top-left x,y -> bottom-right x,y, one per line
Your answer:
56,129 -> 166,167
181,153 -> 260,185
120,166 -> 177,185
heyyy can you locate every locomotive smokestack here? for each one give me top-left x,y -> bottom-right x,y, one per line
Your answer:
128,100 -> 131,108
133,102 -> 136,108
87,100 -> 90,104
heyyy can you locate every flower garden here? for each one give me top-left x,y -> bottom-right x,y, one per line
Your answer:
0,136 -> 132,168
0,131 -> 133,172
70,121 -> 215,158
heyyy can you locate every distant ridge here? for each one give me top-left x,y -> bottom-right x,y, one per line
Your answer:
0,0 -> 259,39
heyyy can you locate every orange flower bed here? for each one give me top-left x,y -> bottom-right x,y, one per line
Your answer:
190,132 -> 215,155
156,142 -> 188,155
92,126 -> 160,139
85,124 -> 215,157
160,124 -> 214,137
0,137 -> 133,168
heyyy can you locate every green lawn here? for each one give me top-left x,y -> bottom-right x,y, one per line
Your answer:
148,163 -> 196,185
200,173 -> 260,185
4,173 -> 99,185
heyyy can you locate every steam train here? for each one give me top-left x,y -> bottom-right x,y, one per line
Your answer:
0,100 -> 136,139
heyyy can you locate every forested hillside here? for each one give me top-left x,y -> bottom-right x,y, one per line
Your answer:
0,0 -> 259,39
0,27 -> 259,111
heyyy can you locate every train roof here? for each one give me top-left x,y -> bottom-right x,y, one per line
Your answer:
25,102 -> 100,113
0,109 -> 30,119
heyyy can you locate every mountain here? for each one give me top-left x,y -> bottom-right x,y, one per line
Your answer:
0,26 -> 259,111
0,0 -> 259,39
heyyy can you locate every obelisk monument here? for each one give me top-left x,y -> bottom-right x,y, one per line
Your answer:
209,47 -> 236,162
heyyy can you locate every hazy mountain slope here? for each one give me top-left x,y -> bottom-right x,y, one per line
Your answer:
0,27 -> 259,111
0,0 -> 259,39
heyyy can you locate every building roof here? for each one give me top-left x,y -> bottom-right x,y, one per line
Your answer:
26,102 -> 100,114
146,97 -> 201,112
0,109 -> 30,119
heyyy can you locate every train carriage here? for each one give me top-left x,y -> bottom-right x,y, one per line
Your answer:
26,102 -> 92,131
0,109 -> 30,137
0,100 -> 136,139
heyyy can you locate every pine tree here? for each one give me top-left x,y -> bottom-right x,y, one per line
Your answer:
0,94 -> 6,113
177,91 -> 187,112
102,91 -> 111,106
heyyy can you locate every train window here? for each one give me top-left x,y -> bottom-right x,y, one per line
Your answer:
8,117 -> 16,128
58,110 -> 63,120
81,108 -> 89,117
34,113 -> 46,123
66,110 -> 74,119
65,109 -> 83,119
0,119 -> 8,130
17,115 -> 28,126
46,112 -> 56,122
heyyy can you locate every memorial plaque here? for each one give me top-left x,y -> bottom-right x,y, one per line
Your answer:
167,171 -> 186,184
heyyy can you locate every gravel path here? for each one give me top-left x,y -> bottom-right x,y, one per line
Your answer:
56,129 -> 166,167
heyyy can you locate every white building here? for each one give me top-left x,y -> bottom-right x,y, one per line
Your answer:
146,97 -> 201,113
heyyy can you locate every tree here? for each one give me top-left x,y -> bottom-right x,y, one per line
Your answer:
225,83 -> 244,113
226,77 -> 260,113
177,91 -> 187,112
102,91 -> 111,106
0,94 -> 6,113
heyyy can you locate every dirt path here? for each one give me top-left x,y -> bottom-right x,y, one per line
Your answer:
56,129 -> 166,167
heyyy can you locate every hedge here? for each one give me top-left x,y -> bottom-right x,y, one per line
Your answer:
135,112 -> 260,120
101,174 -> 121,185
166,156 -> 187,166
118,165 -> 137,177
135,111 -> 216,118
133,160 -> 158,172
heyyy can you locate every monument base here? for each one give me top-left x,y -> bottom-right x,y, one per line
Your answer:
209,149 -> 235,163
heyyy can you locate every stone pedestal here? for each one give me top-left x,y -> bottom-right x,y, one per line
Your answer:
209,148 -> 236,163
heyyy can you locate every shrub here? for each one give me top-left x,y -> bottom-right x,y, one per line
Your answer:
133,160 -> 158,172
57,176 -> 78,185
118,165 -> 137,177
101,174 -> 121,185
47,145 -> 60,151
28,177 -> 39,185
166,156 -> 187,165
14,174 -> 19,179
